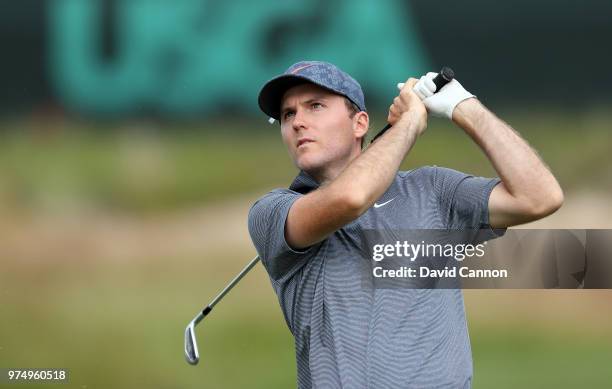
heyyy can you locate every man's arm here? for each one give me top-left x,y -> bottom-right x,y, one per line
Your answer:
452,98 -> 564,228
286,79 -> 426,249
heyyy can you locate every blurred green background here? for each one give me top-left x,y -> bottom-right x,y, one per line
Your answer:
1,1 -> 612,388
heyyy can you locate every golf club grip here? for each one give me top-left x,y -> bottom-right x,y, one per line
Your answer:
369,66 -> 455,144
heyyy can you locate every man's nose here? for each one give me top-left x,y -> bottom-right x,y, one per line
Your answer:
292,108 -> 307,131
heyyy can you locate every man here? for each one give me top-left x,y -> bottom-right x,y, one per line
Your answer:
248,61 -> 563,388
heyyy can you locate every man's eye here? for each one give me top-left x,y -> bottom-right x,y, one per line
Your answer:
311,102 -> 323,109
284,111 -> 295,120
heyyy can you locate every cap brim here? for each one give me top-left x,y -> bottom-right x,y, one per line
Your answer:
258,75 -> 317,120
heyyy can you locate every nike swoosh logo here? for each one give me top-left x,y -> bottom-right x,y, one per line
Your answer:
374,198 -> 396,208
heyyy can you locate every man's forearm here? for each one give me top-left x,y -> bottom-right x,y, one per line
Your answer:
453,98 -> 563,209
325,120 -> 420,214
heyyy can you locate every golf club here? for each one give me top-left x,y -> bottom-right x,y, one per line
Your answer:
184,255 -> 260,365
184,66 -> 455,366
370,66 -> 454,143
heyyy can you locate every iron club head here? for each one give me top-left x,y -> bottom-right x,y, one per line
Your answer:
184,320 -> 200,365
183,257 -> 260,366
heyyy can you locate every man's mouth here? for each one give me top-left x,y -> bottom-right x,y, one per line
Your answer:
297,138 -> 315,148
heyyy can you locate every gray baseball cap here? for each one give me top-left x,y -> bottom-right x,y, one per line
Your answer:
258,61 -> 366,120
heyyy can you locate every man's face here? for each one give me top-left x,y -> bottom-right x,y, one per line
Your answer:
280,83 -> 358,173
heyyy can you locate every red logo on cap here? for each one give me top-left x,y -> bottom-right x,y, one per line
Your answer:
291,64 -> 315,74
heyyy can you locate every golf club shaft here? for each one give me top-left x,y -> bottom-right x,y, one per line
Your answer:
193,255 -> 261,323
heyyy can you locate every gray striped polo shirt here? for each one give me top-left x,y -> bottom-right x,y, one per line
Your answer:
248,166 -> 502,388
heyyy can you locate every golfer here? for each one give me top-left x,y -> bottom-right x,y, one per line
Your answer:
248,61 -> 563,388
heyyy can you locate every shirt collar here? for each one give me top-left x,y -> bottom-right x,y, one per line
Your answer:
289,171 -> 320,194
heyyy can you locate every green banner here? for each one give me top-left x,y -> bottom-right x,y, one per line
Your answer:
48,0 -> 429,115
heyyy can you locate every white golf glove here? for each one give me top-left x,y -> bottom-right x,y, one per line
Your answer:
398,72 -> 475,119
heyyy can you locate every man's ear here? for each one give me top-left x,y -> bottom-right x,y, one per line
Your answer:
353,111 -> 369,141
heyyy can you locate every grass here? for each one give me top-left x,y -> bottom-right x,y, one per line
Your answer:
2,250 -> 612,388
472,326 -> 612,388
0,110 -> 610,214
0,250 -> 296,388
1,111 -> 611,387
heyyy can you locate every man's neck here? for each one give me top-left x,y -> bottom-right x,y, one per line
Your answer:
308,147 -> 362,186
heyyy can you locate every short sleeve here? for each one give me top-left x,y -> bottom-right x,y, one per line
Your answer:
248,189 -> 318,282
434,166 -> 503,231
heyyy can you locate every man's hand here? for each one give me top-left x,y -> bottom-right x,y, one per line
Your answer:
411,72 -> 475,119
387,78 -> 428,136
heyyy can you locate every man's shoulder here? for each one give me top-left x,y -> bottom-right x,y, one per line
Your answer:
398,165 -> 434,176
397,165 -> 438,181
395,166 -> 473,199
253,187 -> 298,203
397,165 -> 470,182
248,188 -> 300,217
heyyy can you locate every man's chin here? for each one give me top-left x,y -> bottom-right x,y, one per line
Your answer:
296,155 -> 324,173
